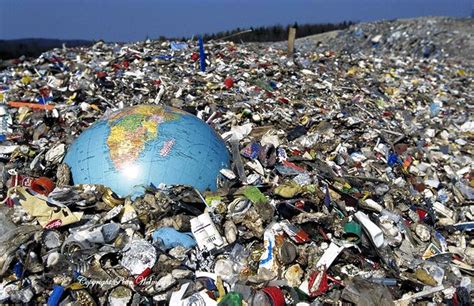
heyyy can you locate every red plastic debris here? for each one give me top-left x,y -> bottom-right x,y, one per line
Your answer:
224,78 -> 234,89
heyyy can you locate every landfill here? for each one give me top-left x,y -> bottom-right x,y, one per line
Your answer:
0,16 -> 473,305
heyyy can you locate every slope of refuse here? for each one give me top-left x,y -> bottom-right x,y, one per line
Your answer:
286,16 -> 474,62
0,17 -> 473,305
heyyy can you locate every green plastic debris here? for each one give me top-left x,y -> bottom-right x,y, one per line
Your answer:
242,186 -> 267,204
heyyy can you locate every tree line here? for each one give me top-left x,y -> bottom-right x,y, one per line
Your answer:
200,21 -> 355,43
0,21 -> 355,60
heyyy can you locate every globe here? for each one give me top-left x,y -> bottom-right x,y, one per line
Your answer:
64,105 -> 230,198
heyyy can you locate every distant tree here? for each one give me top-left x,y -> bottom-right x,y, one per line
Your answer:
0,21 -> 356,59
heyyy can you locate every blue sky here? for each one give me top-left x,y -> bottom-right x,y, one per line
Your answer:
0,0 -> 471,42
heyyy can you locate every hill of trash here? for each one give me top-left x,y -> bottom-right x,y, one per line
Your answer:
286,16 -> 473,61
0,17 -> 473,305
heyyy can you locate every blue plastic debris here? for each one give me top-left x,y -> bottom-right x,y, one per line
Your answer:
171,41 -> 188,50
13,261 -> 23,278
198,36 -> 206,72
37,96 -> 52,104
241,142 -> 261,160
47,285 -> 65,306
324,185 -> 331,208
157,55 -> 174,60
452,222 -> 474,232
152,227 -> 197,250
269,80 -> 277,90
430,101 -> 442,117
387,152 -> 401,167
353,28 -> 364,37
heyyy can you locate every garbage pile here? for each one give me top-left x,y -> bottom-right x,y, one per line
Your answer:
0,17 -> 473,305
286,16 -> 474,62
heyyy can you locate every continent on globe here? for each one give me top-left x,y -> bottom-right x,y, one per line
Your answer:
105,105 -> 180,169
64,105 -> 230,198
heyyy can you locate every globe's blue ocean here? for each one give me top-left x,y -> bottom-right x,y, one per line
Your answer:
64,105 -> 230,198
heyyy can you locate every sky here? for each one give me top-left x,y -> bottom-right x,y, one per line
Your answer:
0,0 -> 471,42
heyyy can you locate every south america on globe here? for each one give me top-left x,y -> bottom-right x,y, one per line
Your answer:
64,105 -> 230,198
